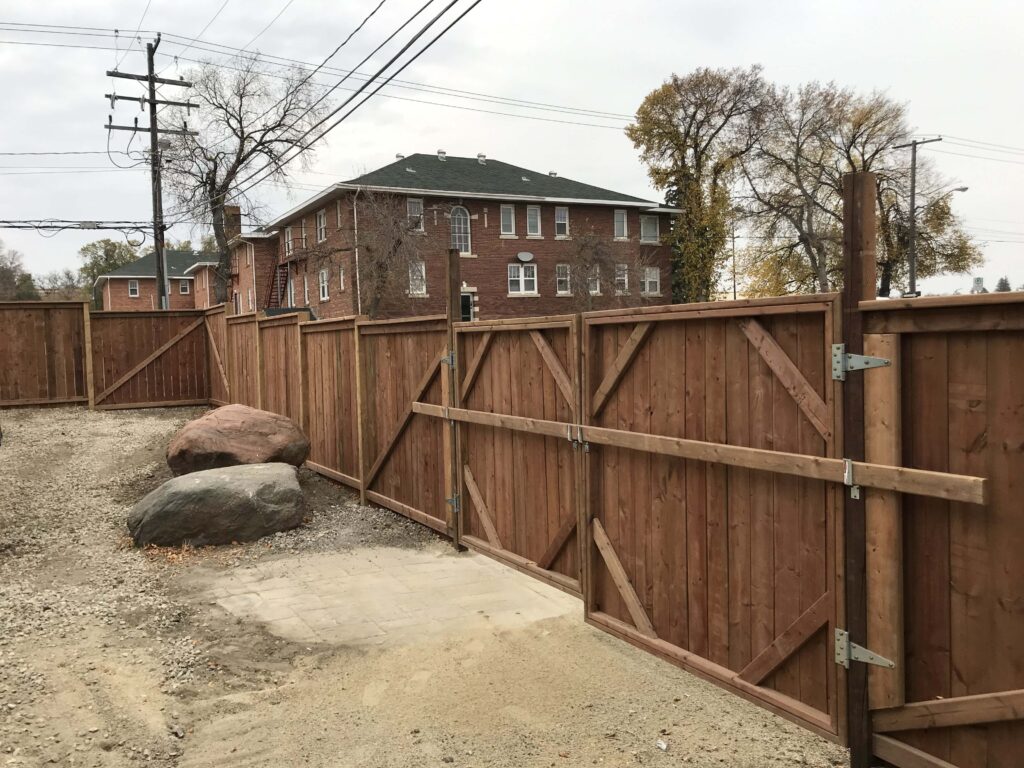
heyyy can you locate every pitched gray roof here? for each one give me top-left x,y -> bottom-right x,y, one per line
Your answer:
344,154 -> 657,205
100,250 -> 215,280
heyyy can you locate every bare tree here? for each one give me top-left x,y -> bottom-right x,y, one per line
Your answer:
163,57 -> 330,301
560,222 -> 657,312
36,269 -> 85,300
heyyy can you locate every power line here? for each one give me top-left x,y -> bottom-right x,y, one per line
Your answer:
240,0 -> 297,51
0,23 -> 633,120
114,0 -> 153,67
923,147 -> 1024,166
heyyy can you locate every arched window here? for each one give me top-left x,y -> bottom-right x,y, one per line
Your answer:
450,206 -> 471,254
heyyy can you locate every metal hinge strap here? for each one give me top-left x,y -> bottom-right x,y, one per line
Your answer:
446,493 -> 460,514
834,628 -> 895,669
831,343 -> 891,381
441,351 -> 455,368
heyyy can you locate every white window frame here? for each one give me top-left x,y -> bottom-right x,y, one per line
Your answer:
499,204 -> 516,236
640,215 -> 660,243
287,272 -> 295,307
409,260 -> 427,296
303,274 -> 309,305
614,209 -> 628,240
339,264 -> 345,291
555,263 -> 571,296
588,265 -> 601,296
180,279 -> 190,295
284,226 -> 294,257
614,263 -> 630,295
316,209 -> 328,243
337,198 -> 343,227
127,279 -> 139,298
507,263 -> 537,296
245,251 -> 251,266
450,206 -> 471,254
526,205 -> 542,237
300,220 -> 308,248
318,268 -> 329,301
554,206 -> 569,238
407,197 -> 424,232
247,287 -> 254,311
641,266 -> 661,296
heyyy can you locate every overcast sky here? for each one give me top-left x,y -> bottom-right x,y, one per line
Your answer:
1,0 -> 1022,294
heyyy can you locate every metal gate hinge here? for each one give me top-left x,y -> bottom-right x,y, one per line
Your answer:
446,493 -> 460,514
843,458 -> 861,500
831,343 -> 890,381
441,351 -> 455,368
834,629 -> 895,670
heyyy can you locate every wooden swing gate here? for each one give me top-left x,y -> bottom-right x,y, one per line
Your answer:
411,293 -> 1005,762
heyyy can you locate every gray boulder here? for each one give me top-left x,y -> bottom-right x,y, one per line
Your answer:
166,404 -> 310,476
127,463 -> 305,547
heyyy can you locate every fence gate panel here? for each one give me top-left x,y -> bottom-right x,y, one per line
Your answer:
582,296 -> 843,740
258,314 -> 302,423
90,310 -> 209,409
204,306 -> 230,406
359,316 -> 449,534
455,317 -> 582,596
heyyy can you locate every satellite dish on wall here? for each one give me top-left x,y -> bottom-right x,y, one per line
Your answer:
516,252 -> 534,262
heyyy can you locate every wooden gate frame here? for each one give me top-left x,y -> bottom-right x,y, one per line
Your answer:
449,314 -> 584,597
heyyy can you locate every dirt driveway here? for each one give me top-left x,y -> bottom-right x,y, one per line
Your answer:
0,407 -> 848,767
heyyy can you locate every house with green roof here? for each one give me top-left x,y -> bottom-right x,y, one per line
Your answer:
96,249 -> 218,311
230,151 -> 677,321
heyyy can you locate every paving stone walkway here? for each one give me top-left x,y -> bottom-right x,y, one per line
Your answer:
204,544 -> 580,646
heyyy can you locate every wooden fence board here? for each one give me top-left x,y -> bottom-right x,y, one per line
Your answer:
0,303 -> 88,405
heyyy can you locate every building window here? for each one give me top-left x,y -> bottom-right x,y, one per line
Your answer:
318,268 -> 329,301
245,250 -> 251,266
507,263 -> 537,295
303,274 -> 309,305
316,209 -> 328,242
588,265 -> 601,296
614,264 -> 629,295
641,266 -> 661,296
409,260 -> 427,296
287,272 -> 294,307
247,287 -> 254,311
337,199 -> 343,227
339,265 -> 345,291
640,215 -> 660,242
180,279 -> 190,295
526,205 -> 541,237
128,279 -> 139,298
555,263 -> 571,296
614,209 -> 628,239
300,221 -> 308,248
407,198 -> 424,231
450,206 -> 471,254
284,226 -> 294,257
500,204 -> 515,236
554,206 -> 570,238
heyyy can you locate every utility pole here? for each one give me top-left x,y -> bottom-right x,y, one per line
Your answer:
892,136 -> 942,297
105,34 -> 197,310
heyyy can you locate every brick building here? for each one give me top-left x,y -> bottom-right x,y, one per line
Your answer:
95,250 -> 217,311
227,230 -> 279,315
234,152 -> 677,320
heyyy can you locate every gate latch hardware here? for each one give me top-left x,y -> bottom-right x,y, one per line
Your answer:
831,343 -> 890,381
843,458 -> 861,500
834,628 -> 895,670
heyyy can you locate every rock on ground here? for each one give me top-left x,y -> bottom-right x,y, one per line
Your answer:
128,463 -> 305,547
166,404 -> 310,476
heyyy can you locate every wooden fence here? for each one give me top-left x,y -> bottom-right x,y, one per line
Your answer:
2,177 -> 1022,767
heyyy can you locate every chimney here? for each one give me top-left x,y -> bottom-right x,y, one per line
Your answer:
437,149 -> 447,161
549,171 -> 557,177
477,153 -> 486,165
224,204 -> 242,242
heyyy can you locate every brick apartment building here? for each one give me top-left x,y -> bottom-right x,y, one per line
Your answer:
96,250 -> 218,311
228,152 -> 677,321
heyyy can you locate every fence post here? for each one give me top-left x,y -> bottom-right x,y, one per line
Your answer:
443,248 -> 462,548
255,315 -> 264,410
842,171 -> 877,768
354,317 -> 368,506
82,302 -> 95,409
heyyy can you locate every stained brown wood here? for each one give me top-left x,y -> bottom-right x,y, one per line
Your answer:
738,592 -> 832,684
460,331 -> 494,401
590,321 -> 653,417
873,735 -> 960,768
865,333 -> 904,711
530,329 -> 574,408
874,690 -> 1024,733
463,464 -> 501,548
536,514 -> 577,571
737,317 -> 831,440
592,518 -> 655,637
0,303 -> 88,406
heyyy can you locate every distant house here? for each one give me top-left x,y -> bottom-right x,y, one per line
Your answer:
228,151 -> 677,320
95,250 -> 217,311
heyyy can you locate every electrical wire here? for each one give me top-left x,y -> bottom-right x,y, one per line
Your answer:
114,0 -> 153,67
240,0 -> 297,52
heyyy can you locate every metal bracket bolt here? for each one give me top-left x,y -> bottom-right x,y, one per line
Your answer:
831,343 -> 890,381
834,628 -> 895,670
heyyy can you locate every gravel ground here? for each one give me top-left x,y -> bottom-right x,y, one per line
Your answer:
0,406 -> 849,768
